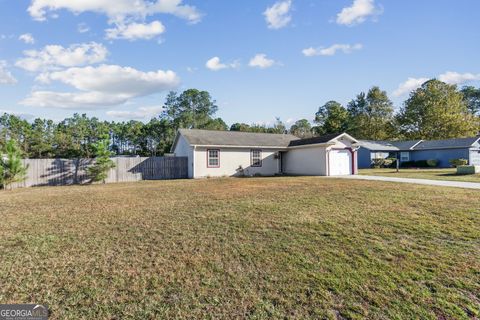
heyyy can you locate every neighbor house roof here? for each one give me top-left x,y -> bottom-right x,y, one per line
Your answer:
359,137 -> 480,151
414,137 -> 480,150
175,128 -> 299,148
358,140 -> 399,151
389,140 -> 423,150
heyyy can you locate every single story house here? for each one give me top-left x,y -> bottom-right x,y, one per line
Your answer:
171,129 -> 359,178
358,136 -> 480,168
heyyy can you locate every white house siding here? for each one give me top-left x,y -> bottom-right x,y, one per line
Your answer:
283,147 -> 327,176
193,147 -> 282,178
172,135 -> 194,178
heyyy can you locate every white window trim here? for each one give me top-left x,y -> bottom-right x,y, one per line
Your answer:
251,149 -> 262,167
400,152 -> 410,162
207,149 -> 220,168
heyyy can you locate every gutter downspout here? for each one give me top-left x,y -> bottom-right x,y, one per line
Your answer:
192,145 -> 196,179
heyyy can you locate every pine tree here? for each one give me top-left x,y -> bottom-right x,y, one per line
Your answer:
0,140 -> 29,190
88,137 -> 116,184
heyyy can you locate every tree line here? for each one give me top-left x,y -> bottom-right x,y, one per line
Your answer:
1,80 -> 479,159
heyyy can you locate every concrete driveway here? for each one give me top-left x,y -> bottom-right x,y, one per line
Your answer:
331,175 -> 480,190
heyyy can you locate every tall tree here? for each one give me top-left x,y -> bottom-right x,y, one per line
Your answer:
162,89 -> 220,130
347,87 -> 395,140
314,101 -> 349,135
28,118 -> 54,158
161,89 -> 225,151
230,123 -> 251,132
397,79 -> 478,139
289,119 -> 312,138
461,86 -> 480,116
270,117 -> 287,134
0,140 -> 29,190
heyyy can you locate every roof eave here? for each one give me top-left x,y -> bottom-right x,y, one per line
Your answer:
333,132 -> 359,144
191,144 -> 290,150
287,142 -> 336,149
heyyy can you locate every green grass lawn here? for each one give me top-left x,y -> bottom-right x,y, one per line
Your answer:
360,168 -> 480,183
0,178 -> 479,319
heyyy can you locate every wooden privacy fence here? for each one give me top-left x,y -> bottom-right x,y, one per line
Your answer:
12,157 -> 188,188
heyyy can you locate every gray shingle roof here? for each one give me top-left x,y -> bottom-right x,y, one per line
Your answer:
177,129 -> 299,147
389,140 -> 422,150
358,140 -> 399,151
414,137 -> 480,150
360,137 -> 480,151
288,132 -> 344,147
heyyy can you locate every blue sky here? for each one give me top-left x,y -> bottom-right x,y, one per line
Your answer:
0,0 -> 479,126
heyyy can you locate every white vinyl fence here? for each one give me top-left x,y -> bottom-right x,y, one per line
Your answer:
11,157 -> 188,188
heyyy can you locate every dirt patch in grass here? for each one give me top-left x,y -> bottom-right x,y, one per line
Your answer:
0,177 -> 479,319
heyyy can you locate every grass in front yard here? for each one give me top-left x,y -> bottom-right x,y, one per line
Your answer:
0,177 -> 479,319
360,168 -> 480,183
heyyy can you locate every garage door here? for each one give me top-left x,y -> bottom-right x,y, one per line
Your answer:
329,149 -> 352,176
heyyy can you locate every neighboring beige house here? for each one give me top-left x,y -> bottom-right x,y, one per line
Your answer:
171,129 -> 359,179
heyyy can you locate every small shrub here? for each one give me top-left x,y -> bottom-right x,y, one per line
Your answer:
371,158 -> 385,168
0,140 -> 29,190
385,158 -> 397,168
88,138 -> 115,184
426,159 -> 438,167
235,165 -> 245,177
371,158 -> 395,168
400,161 -> 416,168
415,160 -> 429,168
449,159 -> 468,167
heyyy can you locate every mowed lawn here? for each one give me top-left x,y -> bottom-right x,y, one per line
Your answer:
360,168 -> 480,183
0,178 -> 479,319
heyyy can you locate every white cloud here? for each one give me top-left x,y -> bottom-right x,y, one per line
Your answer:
106,106 -> 164,119
393,77 -> 429,97
393,72 -> 480,97
336,0 -> 381,26
21,91 -> 129,109
15,42 -> 108,72
438,71 -> 480,85
302,43 -> 363,56
0,61 -> 17,84
21,64 -> 180,109
77,23 -> 90,33
106,21 -> 165,40
248,54 -> 276,69
39,65 -> 179,94
264,0 -> 292,29
205,57 -> 239,71
19,33 -> 35,44
28,0 -> 202,23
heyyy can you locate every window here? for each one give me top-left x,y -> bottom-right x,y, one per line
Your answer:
400,152 -> 410,162
251,149 -> 262,167
207,149 -> 220,168
371,152 -> 388,160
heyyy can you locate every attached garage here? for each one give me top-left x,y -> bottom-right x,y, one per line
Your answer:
283,133 -> 359,176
